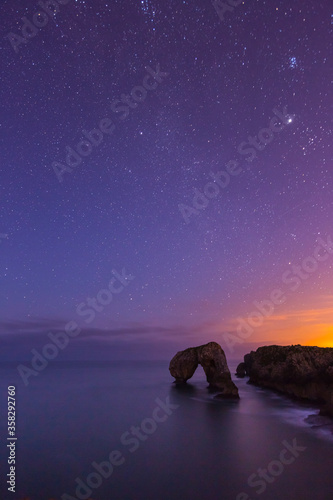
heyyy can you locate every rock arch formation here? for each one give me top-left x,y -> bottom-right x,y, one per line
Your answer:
169,341 -> 239,398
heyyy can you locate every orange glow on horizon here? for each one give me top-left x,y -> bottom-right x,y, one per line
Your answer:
306,326 -> 333,348
223,304 -> 333,348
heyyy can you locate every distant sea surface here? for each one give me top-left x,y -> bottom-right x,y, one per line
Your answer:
1,361 -> 333,500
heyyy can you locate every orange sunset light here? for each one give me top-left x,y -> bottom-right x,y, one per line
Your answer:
306,326 -> 333,348
225,304 -> 333,348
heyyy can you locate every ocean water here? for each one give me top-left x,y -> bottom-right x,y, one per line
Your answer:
1,361 -> 333,500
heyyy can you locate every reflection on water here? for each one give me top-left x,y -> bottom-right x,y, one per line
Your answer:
0,361 -> 332,499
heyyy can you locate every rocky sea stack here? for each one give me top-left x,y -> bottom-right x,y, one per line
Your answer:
241,345 -> 333,416
169,341 -> 239,398
235,362 -> 247,378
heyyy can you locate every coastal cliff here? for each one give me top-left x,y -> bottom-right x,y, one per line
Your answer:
239,345 -> 333,416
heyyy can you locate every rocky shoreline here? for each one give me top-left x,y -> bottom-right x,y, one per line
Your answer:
237,345 -> 333,417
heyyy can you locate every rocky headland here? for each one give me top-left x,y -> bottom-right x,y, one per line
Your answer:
169,341 -> 239,398
237,345 -> 333,416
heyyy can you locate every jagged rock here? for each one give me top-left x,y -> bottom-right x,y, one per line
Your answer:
243,345 -> 333,416
169,341 -> 239,398
236,362 -> 247,378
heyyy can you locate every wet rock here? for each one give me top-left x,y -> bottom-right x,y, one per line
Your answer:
169,341 -> 239,398
236,362 -> 247,378
243,345 -> 333,416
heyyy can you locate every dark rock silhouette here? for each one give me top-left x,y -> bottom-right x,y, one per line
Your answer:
243,345 -> 333,416
235,362 -> 247,378
169,341 -> 239,398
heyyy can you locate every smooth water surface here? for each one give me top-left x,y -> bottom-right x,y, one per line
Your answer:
0,361 -> 332,499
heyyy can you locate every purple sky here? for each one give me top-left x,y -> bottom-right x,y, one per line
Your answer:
1,0 -> 332,362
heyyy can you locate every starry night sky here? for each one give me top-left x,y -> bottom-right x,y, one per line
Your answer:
0,0 -> 332,362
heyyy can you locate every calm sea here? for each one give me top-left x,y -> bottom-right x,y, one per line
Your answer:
0,361 -> 332,499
